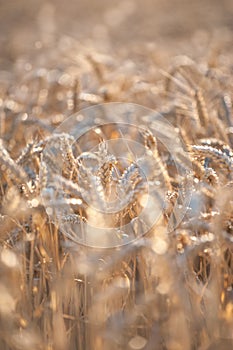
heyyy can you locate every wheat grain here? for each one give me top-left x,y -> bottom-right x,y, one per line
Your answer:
192,144 -> 233,172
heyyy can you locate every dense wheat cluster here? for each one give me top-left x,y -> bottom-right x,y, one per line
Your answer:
1,1 -> 233,349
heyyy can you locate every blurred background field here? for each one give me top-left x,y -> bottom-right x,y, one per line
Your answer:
1,0 -> 233,68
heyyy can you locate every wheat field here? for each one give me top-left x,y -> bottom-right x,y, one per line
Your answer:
0,1 -> 233,349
